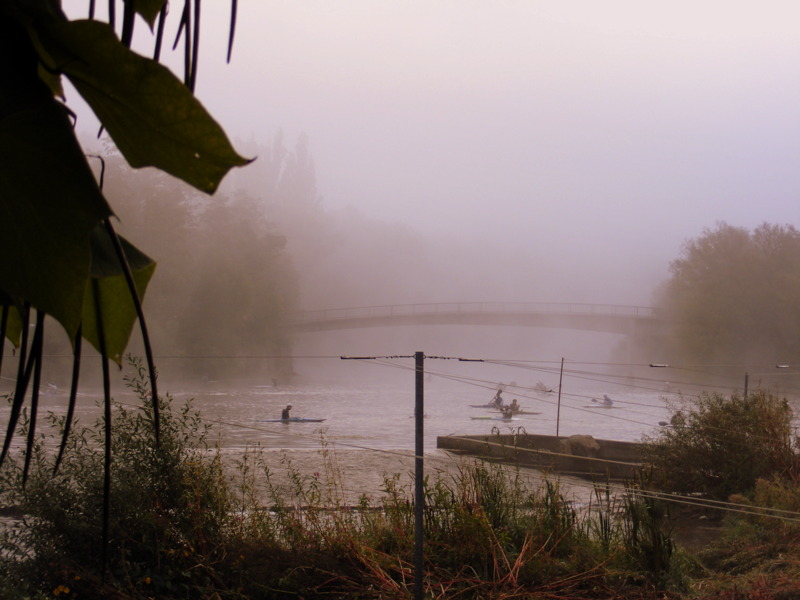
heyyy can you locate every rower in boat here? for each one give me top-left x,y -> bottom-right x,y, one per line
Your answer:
281,403 -> 293,420
590,395 -> 614,407
490,389 -> 504,408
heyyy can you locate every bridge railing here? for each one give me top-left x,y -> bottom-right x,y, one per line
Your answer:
289,302 -> 658,324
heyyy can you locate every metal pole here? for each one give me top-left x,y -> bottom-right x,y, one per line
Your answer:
414,351 -> 424,600
556,357 -> 564,436
744,372 -> 749,400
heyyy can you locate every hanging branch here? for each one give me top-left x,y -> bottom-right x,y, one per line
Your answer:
22,311 -> 45,486
172,1 -> 188,50
91,278 -> 113,582
108,0 -> 116,32
153,3 -> 168,61
120,0 -> 137,48
90,154 -> 160,444
188,0 -> 201,92
227,0 -> 237,63
0,304 -> 8,376
104,219 -> 160,444
183,0 -> 192,88
53,326 -> 82,475
0,304 -> 31,469
172,0 -> 191,87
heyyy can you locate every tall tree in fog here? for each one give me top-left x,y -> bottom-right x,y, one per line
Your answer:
178,191 -> 298,379
106,157 -> 299,380
659,222 -> 800,366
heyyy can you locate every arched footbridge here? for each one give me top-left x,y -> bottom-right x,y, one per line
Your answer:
284,302 -> 665,337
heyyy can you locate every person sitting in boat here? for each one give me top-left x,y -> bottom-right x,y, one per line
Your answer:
500,405 -> 514,419
601,394 -> 613,406
491,389 -> 504,408
508,398 -> 520,413
281,403 -> 293,420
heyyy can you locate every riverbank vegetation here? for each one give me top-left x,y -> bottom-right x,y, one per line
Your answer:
643,389 -> 798,500
2,375 -> 800,599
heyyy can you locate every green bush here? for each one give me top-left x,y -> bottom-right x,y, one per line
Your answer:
0,361 -> 233,599
642,389 -> 799,500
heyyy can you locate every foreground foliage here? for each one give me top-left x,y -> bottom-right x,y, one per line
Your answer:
0,374 -> 693,599
1,0 -> 246,355
4,374 -> 800,598
0,367 -> 231,598
3,381 -> 800,599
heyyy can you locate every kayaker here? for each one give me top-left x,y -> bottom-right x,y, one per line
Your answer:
491,389 -> 504,408
508,398 -> 520,413
281,403 -> 293,420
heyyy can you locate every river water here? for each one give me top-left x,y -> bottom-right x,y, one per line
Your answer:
178,377 -> 676,450
7,364 -> 796,504
1,367 -> 689,503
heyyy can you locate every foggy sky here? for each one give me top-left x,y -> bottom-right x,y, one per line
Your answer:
73,1 -> 800,306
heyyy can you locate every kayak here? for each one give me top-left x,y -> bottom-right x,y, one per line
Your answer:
470,416 -> 522,421
469,403 -> 499,409
258,418 -> 327,423
584,405 -> 618,409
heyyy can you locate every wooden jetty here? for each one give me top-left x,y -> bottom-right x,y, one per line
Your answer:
436,432 -> 644,481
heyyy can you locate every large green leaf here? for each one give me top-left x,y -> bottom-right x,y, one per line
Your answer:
37,19 -> 251,194
81,226 -> 156,364
0,99 -> 113,342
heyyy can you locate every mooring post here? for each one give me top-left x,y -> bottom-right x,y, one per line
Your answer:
414,350 -> 424,600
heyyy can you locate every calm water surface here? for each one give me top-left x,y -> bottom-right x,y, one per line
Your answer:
4,378 -> 682,452
4,375 -> 795,502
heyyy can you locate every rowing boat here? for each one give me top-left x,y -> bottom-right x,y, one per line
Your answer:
258,418 -> 327,423
471,406 -> 539,415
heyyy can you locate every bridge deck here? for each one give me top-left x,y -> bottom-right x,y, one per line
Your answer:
285,302 -> 662,335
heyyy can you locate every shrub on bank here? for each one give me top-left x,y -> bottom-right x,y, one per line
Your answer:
640,389 -> 800,597
642,389 -> 799,500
